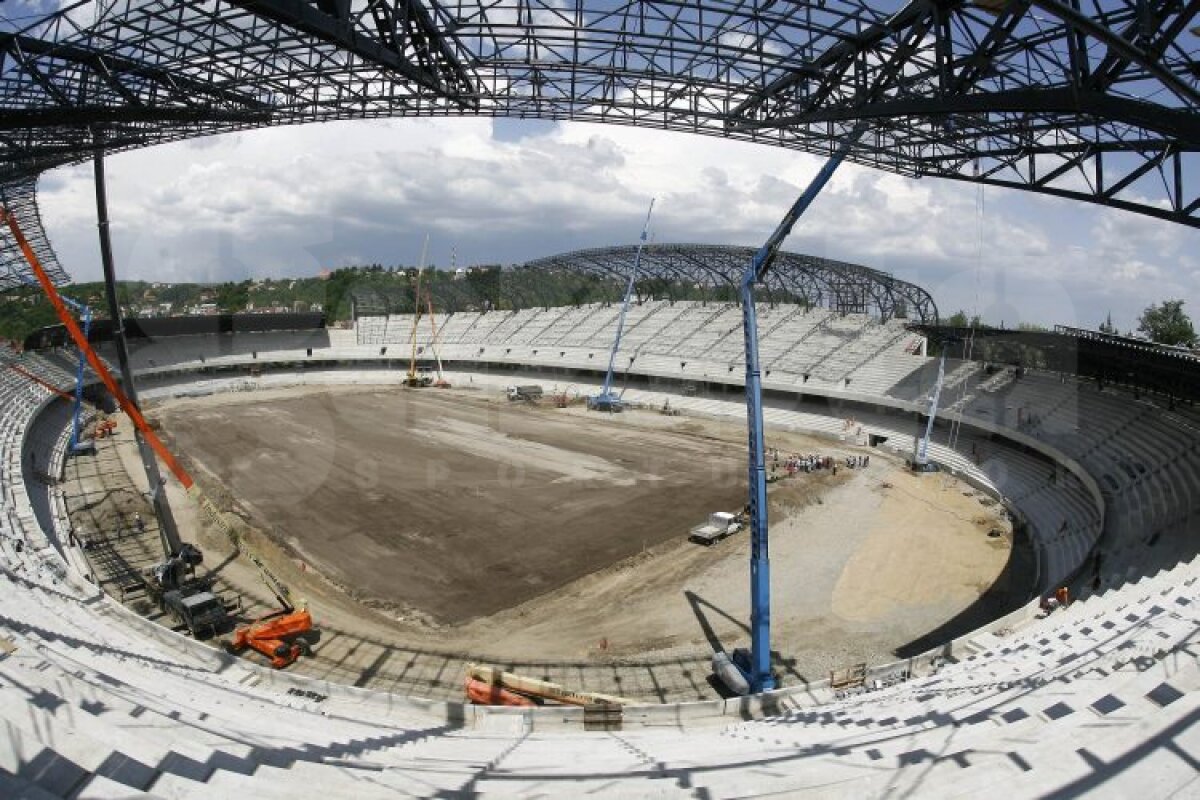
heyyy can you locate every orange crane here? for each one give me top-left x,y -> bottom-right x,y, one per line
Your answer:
1,209 -> 313,667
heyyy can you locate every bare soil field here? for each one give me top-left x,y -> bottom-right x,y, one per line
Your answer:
128,380 -> 1022,697
157,388 -> 748,624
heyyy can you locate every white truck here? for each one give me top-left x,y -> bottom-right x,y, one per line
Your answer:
689,511 -> 743,546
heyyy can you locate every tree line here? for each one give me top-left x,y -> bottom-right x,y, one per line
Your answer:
941,299 -> 1196,350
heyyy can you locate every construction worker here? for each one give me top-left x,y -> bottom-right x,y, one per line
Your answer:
135,512 -> 145,534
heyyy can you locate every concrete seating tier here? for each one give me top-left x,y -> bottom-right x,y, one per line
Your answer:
0,316 -> 1196,797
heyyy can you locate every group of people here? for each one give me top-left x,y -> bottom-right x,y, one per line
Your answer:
844,454 -> 870,469
768,449 -> 871,477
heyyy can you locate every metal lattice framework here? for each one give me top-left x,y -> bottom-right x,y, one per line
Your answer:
0,179 -> 70,287
525,243 -> 938,322
0,0 -> 1197,289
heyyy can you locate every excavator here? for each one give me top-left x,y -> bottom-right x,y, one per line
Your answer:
1,209 -> 315,669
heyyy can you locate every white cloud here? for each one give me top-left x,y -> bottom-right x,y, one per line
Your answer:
35,117 -> 1199,330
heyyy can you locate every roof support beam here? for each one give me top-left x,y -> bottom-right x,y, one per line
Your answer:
0,33 -> 268,110
1030,0 -> 1200,106
226,0 -> 475,107
0,106 -> 273,130
729,87 -> 1200,148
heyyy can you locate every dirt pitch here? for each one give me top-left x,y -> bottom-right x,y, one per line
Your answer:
158,388 -> 749,624
144,381 -> 1022,690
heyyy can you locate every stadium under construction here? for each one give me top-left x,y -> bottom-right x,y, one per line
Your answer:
0,0 -> 1197,796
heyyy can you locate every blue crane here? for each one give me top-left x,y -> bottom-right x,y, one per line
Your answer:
63,296 -> 94,454
587,199 -> 655,413
5,268 -> 93,453
735,123 -> 867,694
913,351 -> 947,471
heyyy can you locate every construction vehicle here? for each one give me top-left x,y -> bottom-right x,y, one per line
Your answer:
689,511 -> 744,546
733,121 -> 869,693
146,542 -> 204,591
465,664 -> 633,707
405,236 -> 431,387
91,417 -> 117,439
911,351 -> 946,473
162,589 -> 229,639
1,209 -> 314,667
464,676 -> 537,707
133,545 -> 232,639
229,607 -> 314,669
56,293 -> 95,454
1,277 -> 94,454
551,386 -> 580,408
588,199 -> 654,413
506,384 -> 543,402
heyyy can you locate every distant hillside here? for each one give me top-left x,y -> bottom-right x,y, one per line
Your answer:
0,266 -> 451,343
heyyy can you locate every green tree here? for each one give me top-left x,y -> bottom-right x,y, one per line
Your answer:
944,310 -> 984,328
215,280 -> 251,312
1137,299 -> 1196,347
466,266 -> 501,309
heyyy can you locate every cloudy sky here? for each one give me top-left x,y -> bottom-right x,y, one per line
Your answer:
36,116 -> 1199,333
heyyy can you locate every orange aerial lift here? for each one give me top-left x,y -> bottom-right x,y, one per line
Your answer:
463,664 -> 633,707
230,606 -> 314,668
1,209 -> 314,668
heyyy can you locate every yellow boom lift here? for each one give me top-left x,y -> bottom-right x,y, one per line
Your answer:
405,235 -> 431,387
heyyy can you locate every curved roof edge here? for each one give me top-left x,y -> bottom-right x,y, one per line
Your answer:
524,243 -> 938,324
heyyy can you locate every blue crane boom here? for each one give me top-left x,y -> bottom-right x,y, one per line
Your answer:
587,199 -> 655,412
737,123 -> 867,693
5,267 -> 93,452
914,351 -> 947,469
67,304 -> 93,452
